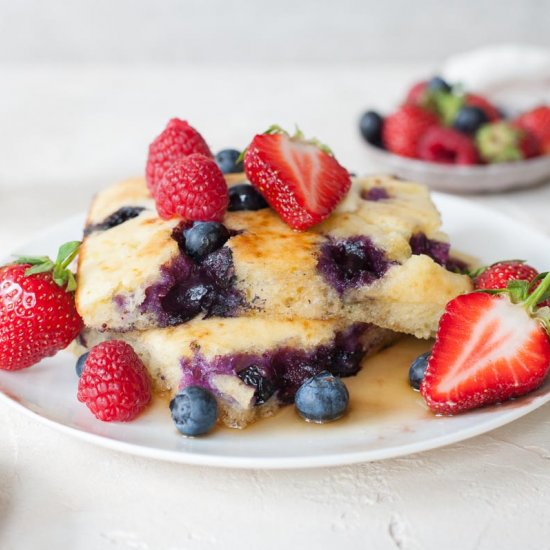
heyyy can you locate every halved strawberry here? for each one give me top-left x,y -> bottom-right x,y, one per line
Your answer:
420,273 -> 550,415
243,126 -> 351,231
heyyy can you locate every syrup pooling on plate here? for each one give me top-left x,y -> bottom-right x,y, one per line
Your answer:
220,337 -> 433,436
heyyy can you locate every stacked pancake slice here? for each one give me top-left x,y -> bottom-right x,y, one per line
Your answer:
76,174 -> 472,428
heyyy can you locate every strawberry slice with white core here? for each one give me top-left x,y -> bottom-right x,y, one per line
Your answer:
244,127 -> 351,231
421,273 -> 550,415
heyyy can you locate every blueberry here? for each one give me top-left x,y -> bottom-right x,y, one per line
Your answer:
452,106 -> 489,135
228,184 -> 269,212
75,352 -> 89,377
359,111 -> 384,147
170,386 -> 218,436
85,206 -> 146,235
295,371 -> 349,423
427,76 -> 451,93
183,222 -> 230,261
408,351 -> 431,390
237,365 -> 275,405
215,149 -> 244,174
329,349 -> 364,377
161,282 -> 214,323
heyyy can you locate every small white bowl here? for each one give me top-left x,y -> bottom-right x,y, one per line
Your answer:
363,143 -> 550,194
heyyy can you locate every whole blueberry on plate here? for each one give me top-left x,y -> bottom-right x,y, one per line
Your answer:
170,386 -> 218,436
75,352 -> 89,377
215,148 -> 244,174
359,111 -> 384,147
295,371 -> 349,423
453,106 -> 489,135
228,184 -> 269,212
184,221 -> 230,261
408,351 -> 431,390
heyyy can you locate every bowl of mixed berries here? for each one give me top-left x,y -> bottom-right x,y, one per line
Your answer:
359,76 -> 550,193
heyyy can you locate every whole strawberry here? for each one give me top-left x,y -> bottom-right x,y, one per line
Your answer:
474,260 -> 539,290
155,153 -> 228,221
418,126 -> 478,165
145,118 -> 212,196
382,105 -> 438,158
243,126 -> 351,231
465,93 -> 501,122
476,121 -> 540,163
515,106 -> 550,154
0,242 -> 83,371
78,340 -> 151,422
421,272 -> 550,415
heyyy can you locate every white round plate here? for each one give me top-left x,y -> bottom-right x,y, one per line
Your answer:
1,195 -> 550,469
363,142 -> 550,194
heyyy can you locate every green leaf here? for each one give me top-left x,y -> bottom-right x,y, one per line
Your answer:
25,261 -> 55,276
66,271 -> 77,292
13,255 -> 51,266
56,241 -> 81,268
431,91 -> 464,126
506,279 -> 529,303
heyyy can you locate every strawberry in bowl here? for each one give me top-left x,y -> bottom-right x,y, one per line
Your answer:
358,76 -> 550,193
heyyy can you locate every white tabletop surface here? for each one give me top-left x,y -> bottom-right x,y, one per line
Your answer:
1,63 -> 550,550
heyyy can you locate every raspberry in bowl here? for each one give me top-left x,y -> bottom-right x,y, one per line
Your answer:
359,76 -> 550,193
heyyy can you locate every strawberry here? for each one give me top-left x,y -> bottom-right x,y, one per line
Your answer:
0,242 -> 83,371
418,126 -> 478,165
515,106 -> 550,154
465,93 -> 501,122
243,126 -> 351,231
405,81 -> 428,105
155,153 -> 228,221
145,118 -> 213,196
474,260 -> 539,290
382,105 -> 439,158
420,273 -> 550,415
476,121 -> 541,163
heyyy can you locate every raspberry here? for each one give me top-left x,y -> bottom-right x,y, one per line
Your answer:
145,119 -> 212,195
418,126 -> 478,165
382,105 -> 438,158
155,153 -> 228,222
77,340 -> 151,422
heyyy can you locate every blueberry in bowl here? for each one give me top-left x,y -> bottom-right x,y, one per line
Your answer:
359,75 -> 550,193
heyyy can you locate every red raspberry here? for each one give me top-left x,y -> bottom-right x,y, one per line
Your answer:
474,261 -> 539,290
145,118 -> 212,195
155,153 -> 228,222
78,340 -> 151,422
382,105 -> 438,158
418,126 -> 479,165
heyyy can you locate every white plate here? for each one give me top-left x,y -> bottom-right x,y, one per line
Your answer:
1,195 -> 550,469
363,142 -> 550,194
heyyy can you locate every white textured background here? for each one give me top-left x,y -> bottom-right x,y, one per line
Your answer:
1,0 -> 549,64
2,2 -> 550,549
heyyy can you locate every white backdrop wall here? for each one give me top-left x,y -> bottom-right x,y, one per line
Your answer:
0,0 -> 549,64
